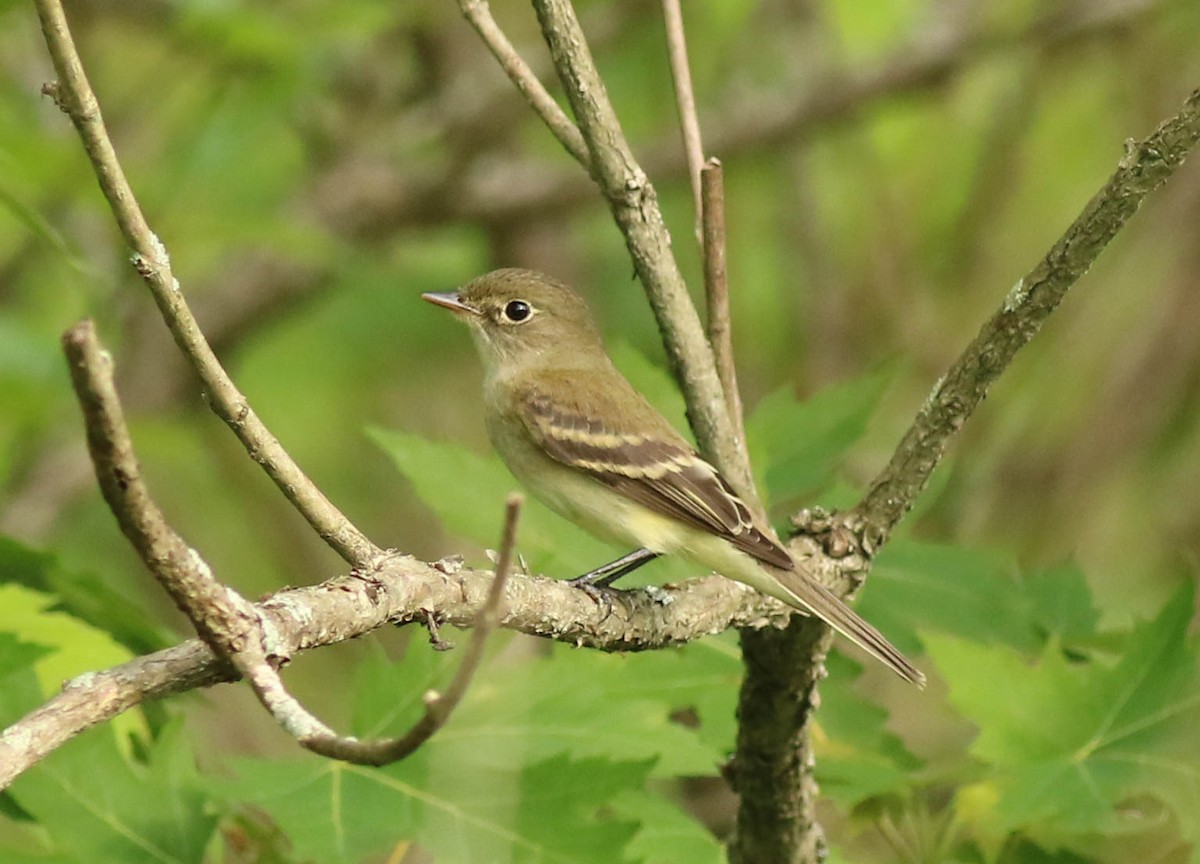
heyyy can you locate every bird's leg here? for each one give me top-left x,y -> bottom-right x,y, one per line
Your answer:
568,547 -> 661,590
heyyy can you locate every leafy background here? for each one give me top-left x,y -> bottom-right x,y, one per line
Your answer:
2,0 -> 1200,861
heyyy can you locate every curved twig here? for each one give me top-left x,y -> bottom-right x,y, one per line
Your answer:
0,556 -> 791,789
302,495 -> 522,764
34,0 -> 377,566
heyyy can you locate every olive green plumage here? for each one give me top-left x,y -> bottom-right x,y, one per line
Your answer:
424,268 -> 923,686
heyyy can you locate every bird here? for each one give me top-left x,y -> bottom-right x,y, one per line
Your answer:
423,268 -> 923,686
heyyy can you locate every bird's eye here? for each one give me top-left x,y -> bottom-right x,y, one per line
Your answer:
502,300 -> 532,323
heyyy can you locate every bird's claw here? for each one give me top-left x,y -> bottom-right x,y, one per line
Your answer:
567,576 -> 618,623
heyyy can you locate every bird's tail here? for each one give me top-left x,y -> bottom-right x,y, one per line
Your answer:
770,566 -> 925,688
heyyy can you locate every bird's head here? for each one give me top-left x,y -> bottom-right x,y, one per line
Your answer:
423,268 -> 606,376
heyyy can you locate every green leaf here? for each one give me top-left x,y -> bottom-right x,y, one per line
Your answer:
221,752 -> 646,864
0,632 -> 51,682
0,584 -> 136,701
1022,561 -> 1100,644
856,540 -> 1039,655
353,638 -> 728,778
0,632 -> 49,729
6,721 -> 216,864
368,426 -> 614,576
217,758 -> 423,864
0,536 -> 168,655
508,755 -> 645,864
814,654 -> 924,808
930,584 -> 1200,852
0,847 -> 76,864
860,543 -> 1105,666
612,789 -> 724,864
219,635 -> 741,863
746,369 -> 892,516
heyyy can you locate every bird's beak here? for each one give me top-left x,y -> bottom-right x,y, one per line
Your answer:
422,291 -> 480,316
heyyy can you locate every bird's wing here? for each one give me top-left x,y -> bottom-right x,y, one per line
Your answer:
518,377 -> 793,570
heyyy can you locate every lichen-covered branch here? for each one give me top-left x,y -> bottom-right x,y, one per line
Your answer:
0,557 -> 785,789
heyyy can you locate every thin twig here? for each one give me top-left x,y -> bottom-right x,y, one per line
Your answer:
701,159 -> 745,446
660,0 -> 705,239
855,87 -> 1200,542
34,0 -> 377,566
457,0 -> 590,168
528,0 -> 758,510
303,495 -> 522,764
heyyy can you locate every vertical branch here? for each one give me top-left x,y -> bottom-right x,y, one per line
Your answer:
529,6 -> 827,861
730,620 -> 830,864
660,0 -> 705,238
529,0 -> 758,508
701,159 -> 745,446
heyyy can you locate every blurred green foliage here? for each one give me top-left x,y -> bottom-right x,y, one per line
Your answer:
2,0 -> 1200,861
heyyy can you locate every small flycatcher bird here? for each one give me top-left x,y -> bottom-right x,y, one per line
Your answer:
424,269 -> 923,686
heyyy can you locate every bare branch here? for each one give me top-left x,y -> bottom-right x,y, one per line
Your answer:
457,0 -> 590,167
660,0 -> 705,238
856,87 -> 1200,541
34,0 -> 378,566
303,495 -> 522,764
701,159 -> 745,447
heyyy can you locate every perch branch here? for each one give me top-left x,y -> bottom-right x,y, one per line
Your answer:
856,86 -> 1200,541
34,0 -> 378,566
0,557 -> 794,789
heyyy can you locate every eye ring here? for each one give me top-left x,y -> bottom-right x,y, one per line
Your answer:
502,299 -> 533,323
